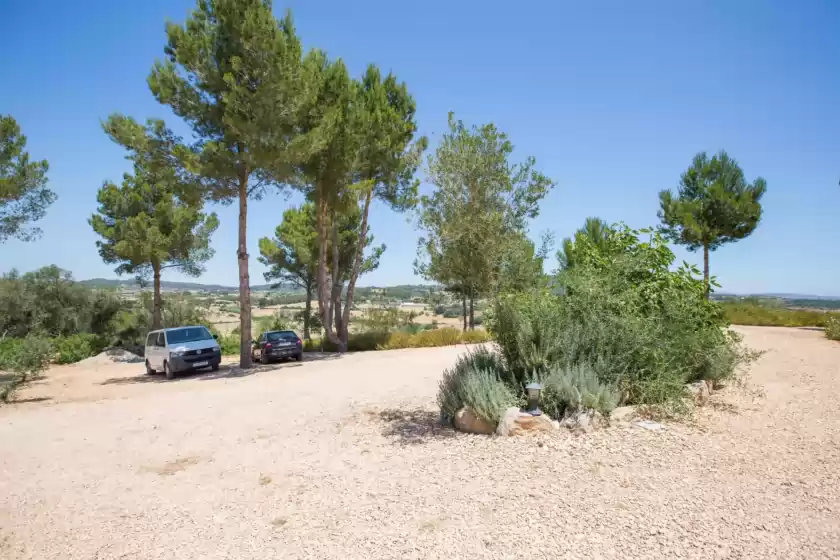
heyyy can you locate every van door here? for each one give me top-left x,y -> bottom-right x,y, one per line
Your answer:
156,332 -> 166,369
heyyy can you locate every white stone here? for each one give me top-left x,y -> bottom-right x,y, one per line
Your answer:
636,420 -> 663,431
610,406 -> 637,423
686,381 -> 710,406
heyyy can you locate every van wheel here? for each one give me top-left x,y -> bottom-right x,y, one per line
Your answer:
145,360 -> 156,375
164,361 -> 174,380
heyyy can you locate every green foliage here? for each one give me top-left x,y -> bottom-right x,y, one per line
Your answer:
254,313 -> 290,336
217,334 -> 240,356
0,266 -> 126,339
416,113 -> 555,302
303,327 -> 491,353
0,115 -> 55,242
54,334 -> 105,365
0,335 -> 54,401
437,347 -> 516,425
488,225 -> 747,409
90,115 -> 218,328
825,317 -> 840,341
358,307 -> 416,331
539,363 -> 620,417
557,217 -> 614,270
720,298 -> 839,327
659,151 -> 766,292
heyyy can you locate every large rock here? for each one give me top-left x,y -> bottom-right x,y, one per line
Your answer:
496,407 -> 557,436
686,381 -> 710,406
453,407 -> 496,435
559,408 -> 606,434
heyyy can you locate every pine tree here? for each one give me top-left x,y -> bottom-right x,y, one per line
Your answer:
659,151 -> 766,297
90,116 -> 218,329
557,217 -> 613,270
148,0 -> 311,366
0,115 -> 55,242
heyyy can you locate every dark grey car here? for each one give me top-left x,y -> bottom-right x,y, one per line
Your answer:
251,330 -> 303,364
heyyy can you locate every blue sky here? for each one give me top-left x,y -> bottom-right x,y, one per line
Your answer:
1,0 -> 839,295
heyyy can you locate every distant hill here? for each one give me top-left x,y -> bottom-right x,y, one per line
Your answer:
80,278 -> 293,292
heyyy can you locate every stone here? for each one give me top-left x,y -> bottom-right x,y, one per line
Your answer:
609,406 -> 637,423
496,407 -> 557,436
636,420 -> 663,431
453,407 -> 495,435
558,408 -> 606,434
686,381 -> 710,406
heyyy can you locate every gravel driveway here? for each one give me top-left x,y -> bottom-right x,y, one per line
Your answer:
1,326 -> 839,559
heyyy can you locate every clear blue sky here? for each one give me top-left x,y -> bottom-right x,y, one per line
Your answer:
1,0 -> 838,295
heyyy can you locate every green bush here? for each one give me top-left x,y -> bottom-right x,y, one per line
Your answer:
0,335 -> 54,401
217,334 -> 240,356
437,347 -> 516,424
486,225 -> 749,410
825,317 -> 840,341
539,362 -> 620,417
442,308 -> 461,319
54,333 -> 105,364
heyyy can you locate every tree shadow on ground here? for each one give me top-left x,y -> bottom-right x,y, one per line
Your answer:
377,407 -> 457,445
100,352 -> 342,386
7,396 -> 52,405
797,327 -> 825,332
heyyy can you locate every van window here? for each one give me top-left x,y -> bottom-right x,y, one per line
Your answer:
165,327 -> 213,345
155,332 -> 165,347
146,333 -> 157,347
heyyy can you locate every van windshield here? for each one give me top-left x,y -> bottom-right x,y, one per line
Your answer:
166,327 -> 213,345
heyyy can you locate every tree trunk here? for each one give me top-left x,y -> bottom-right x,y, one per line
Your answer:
237,177 -> 252,368
340,190 -> 372,349
462,293 -> 467,332
703,244 -> 710,299
315,194 -> 340,346
469,288 -> 475,330
303,284 -> 312,341
151,262 -> 162,330
329,212 -> 347,352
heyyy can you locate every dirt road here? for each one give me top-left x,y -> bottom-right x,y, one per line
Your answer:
1,327 -> 839,559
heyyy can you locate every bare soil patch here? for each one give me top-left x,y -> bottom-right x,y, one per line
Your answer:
1,327 -> 839,559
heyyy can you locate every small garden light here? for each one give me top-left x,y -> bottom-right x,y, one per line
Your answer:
525,382 -> 543,416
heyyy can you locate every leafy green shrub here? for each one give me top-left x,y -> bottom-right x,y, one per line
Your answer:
487,225 -> 747,409
0,335 -> 54,401
442,308 -> 461,319
254,312 -> 290,336
217,334 -> 240,356
54,333 -> 105,364
539,362 -> 619,417
437,347 -> 516,424
825,317 -> 840,341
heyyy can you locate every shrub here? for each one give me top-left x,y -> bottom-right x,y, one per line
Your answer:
486,225 -> 748,410
54,333 -> 105,364
254,312 -> 289,336
539,362 -> 620,417
0,335 -> 54,401
826,317 -> 840,341
437,347 -> 516,424
302,328 -> 491,352
442,308 -> 461,319
721,298 -> 838,327
217,334 -> 240,356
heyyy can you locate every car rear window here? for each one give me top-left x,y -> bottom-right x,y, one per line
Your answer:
265,331 -> 297,342
166,327 -> 213,344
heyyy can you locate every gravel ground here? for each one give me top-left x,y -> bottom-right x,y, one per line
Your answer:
1,326 -> 839,559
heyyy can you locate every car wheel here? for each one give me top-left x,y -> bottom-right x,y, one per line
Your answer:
260,352 -> 269,365
145,360 -> 156,375
296,353 -> 303,362
164,361 -> 174,380
211,363 -> 219,372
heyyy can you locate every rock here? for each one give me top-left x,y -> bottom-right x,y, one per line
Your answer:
559,408 -> 606,434
453,407 -> 495,435
610,406 -> 637,423
496,407 -> 557,436
685,381 -> 710,406
636,420 -> 663,431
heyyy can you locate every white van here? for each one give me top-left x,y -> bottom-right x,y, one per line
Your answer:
144,326 -> 222,380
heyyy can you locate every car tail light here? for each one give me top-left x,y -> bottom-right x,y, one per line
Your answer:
265,343 -> 273,349
296,338 -> 302,345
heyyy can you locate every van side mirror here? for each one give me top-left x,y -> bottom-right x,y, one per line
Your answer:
213,334 -> 218,339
